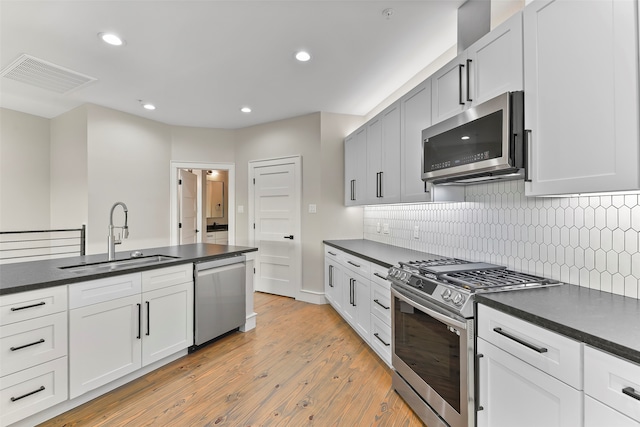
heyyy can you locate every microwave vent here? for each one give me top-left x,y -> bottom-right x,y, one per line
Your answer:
0,54 -> 97,94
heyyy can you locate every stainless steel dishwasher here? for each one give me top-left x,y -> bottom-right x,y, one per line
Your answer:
193,255 -> 246,349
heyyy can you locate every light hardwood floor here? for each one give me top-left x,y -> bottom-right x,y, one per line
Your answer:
40,292 -> 424,426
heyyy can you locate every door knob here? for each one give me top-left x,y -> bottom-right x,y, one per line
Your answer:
284,235 -> 294,240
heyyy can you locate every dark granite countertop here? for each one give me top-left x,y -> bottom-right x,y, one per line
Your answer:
0,243 -> 257,295
475,285 -> 640,365
323,239 -> 445,268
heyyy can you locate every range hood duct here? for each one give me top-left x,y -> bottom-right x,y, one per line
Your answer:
457,0 -> 491,54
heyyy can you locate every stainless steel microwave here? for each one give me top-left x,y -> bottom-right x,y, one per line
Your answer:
421,91 -> 525,185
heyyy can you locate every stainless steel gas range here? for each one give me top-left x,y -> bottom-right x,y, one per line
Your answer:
388,257 -> 559,427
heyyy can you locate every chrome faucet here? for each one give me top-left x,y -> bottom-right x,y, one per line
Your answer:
108,202 -> 129,261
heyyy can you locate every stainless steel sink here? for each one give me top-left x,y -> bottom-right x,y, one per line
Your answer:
59,255 -> 181,274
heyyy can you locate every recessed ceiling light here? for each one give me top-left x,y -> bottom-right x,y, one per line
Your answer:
142,103 -> 156,110
461,136 -> 470,140
98,32 -> 124,46
240,107 -> 252,113
295,51 -> 311,62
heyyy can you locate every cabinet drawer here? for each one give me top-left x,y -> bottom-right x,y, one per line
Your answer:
324,246 -> 344,262
0,312 -> 67,377
370,314 -> 391,366
141,263 -> 192,292
69,273 -> 141,309
0,356 -> 68,427
585,346 -> 640,422
0,286 -> 67,325
341,252 -> 370,278
370,280 -> 391,326
477,304 -> 582,389
585,395 -> 640,427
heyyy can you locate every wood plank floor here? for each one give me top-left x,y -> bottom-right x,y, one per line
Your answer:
40,292 -> 425,426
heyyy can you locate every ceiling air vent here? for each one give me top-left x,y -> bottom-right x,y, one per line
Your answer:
0,54 -> 97,94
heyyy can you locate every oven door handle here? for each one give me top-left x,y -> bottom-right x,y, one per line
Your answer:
391,287 -> 467,330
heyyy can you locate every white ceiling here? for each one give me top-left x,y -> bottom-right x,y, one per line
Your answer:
0,0 -> 466,129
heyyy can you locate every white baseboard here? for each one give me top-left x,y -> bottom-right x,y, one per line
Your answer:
296,290 -> 328,305
240,312 -> 257,332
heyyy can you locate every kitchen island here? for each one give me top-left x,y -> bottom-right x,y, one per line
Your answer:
0,243 -> 257,427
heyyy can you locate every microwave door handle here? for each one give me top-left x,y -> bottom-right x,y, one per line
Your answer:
391,287 -> 467,330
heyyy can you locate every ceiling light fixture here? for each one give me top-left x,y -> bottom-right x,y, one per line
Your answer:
142,103 -> 156,110
240,107 -> 252,113
295,51 -> 311,62
98,32 -> 124,46
461,136 -> 470,140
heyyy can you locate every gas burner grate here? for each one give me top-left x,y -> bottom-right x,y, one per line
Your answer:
442,269 -> 556,290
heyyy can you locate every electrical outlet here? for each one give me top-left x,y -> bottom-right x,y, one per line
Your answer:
414,225 -> 420,239
237,205 -> 244,214
383,223 -> 390,234
308,204 -> 317,214
376,222 -> 381,233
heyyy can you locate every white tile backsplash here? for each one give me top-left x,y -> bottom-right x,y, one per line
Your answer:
364,180 -> 640,299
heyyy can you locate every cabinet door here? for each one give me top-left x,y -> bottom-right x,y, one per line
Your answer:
467,11 -> 523,105
344,127 -> 368,205
365,116 -> 382,204
431,55 -> 467,124
401,79 -> 432,202
324,258 -> 343,312
69,294 -> 142,399
524,0 -> 639,196
379,103 -> 401,203
353,276 -> 370,339
476,338 -> 582,427
142,282 -> 191,366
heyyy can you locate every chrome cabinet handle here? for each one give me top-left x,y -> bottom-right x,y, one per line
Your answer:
477,353 -> 484,411
623,387 -> 640,401
374,333 -> 390,346
493,327 -> 548,353
328,265 -> 334,287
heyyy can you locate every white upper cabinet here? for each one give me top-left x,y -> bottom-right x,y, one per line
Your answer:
344,127 -> 367,206
366,102 -> 401,204
432,12 -> 523,124
524,0 -> 640,196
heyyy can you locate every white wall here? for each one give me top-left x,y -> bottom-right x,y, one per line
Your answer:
86,105 -> 172,254
0,108 -> 50,230
50,106 -> 88,229
170,126 -> 235,163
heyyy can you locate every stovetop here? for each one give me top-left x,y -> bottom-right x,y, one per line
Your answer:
389,257 -> 560,318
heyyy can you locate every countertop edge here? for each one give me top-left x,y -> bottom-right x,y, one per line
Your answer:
323,240 -> 393,268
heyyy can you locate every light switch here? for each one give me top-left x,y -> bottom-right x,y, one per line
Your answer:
414,225 -> 420,239
237,205 -> 244,214
383,223 -> 390,234
308,204 -> 317,214
376,222 -> 381,233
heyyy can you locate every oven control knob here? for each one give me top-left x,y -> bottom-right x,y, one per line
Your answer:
400,272 -> 407,281
441,288 -> 452,301
453,293 -> 465,306
414,279 -> 423,289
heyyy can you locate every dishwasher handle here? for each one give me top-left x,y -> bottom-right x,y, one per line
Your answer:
196,255 -> 246,272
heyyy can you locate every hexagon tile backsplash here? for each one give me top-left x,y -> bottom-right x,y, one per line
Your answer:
364,180 -> 640,299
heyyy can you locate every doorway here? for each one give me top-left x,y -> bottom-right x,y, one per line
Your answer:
170,162 -> 235,246
249,156 -> 301,299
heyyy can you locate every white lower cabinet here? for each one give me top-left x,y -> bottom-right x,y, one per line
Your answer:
324,245 -> 392,367
0,287 -> 68,427
69,264 -> 193,399
476,338 -> 582,427
69,293 -> 142,399
585,395 -> 640,427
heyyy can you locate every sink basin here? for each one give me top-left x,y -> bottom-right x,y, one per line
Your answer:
59,255 -> 181,274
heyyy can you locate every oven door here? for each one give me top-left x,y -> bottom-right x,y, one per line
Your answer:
391,285 -> 474,427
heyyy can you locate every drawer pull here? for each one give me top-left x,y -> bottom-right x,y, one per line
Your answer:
328,251 -> 337,256
374,333 -> 390,347
10,301 -> 46,311
623,387 -> 640,401
10,386 -> 45,402
347,261 -> 361,268
373,299 -> 390,310
10,338 -> 45,351
373,272 -> 388,280
493,327 -> 548,353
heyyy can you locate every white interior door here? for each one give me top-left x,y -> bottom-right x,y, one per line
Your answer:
179,170 -> 198,244
251,158 -> 301,299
